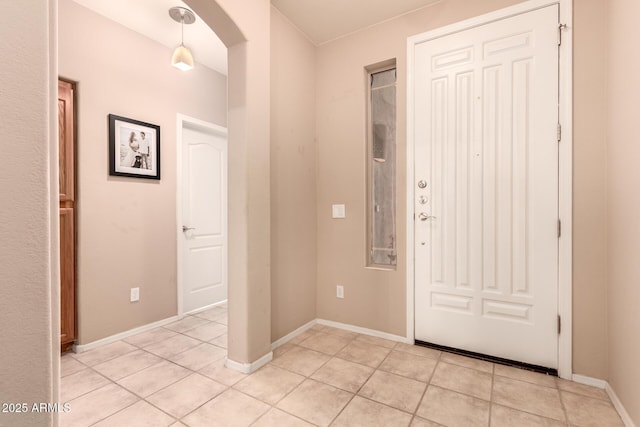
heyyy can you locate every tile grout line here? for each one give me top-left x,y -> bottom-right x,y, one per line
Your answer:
491,403 -> 572,426
130,318 -> 230,424
269,327 -> 395,426
554,376 -> 571,426
73,363 -> 167,427
492,370 -> 571,423
233,347 -> 332,426
425,366 -> 494,404
312,339 -> 440,424
492,367 -> 572,425
300,331 -> 358,426
61,364 -> 119,404
229,328 -> 355,426
150,352 -> 231,422
163,313 -> 232,424
69,346 -> 139,369
488,359 -> 496,426
175,354 -> 241,424
409,348 -> 442,425
558,389 -> 572,427
174,382 -> 232,424
86,400 -> 142,426
322,338 -> 387,425
334,342 -> 440,423
316,337 -> 448,424
342,344 -> 440,424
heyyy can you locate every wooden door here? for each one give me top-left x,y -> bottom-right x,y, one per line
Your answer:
59,79 -> 76,351
413,6 -> 559,368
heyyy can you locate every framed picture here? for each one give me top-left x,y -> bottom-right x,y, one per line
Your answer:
108,114 -> 161,180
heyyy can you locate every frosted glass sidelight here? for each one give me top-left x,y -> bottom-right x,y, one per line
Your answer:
367,67 -> 397,268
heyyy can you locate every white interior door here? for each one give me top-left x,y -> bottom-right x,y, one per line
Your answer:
413,5 -> 559,368
181,122 -> 228,314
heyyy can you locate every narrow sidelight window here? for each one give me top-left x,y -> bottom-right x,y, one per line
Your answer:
367,66 -> 397,268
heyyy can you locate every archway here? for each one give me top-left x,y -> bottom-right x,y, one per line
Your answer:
182,0 -> 272,369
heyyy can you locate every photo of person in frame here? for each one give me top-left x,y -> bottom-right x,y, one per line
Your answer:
138,131 -> 151,169
121,131 -> 143,168
109,114 -> 160,180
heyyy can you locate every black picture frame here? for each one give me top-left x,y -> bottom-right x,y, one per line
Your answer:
108,114 -> 161,180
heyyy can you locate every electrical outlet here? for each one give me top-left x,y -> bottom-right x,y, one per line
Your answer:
130,287 -> 140,302
336,285 -> 344,299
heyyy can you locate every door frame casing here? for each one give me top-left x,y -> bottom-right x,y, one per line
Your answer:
406,0 -> 573,378
176,114 -> 229,317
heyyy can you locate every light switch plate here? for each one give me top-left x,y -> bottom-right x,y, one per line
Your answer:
332,204 -> 346,219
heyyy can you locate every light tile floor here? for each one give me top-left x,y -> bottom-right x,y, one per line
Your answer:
61,307 -> 624,426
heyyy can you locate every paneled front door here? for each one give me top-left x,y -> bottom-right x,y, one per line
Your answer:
413,5 -> 560,368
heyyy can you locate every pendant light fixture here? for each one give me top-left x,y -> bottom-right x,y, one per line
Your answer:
169,6 -> 196,71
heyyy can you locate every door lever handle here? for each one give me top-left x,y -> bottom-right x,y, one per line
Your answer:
182,225 -> 196,232
418,213 -> 436,221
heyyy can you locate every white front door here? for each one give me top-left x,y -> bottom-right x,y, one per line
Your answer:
413,5 -> 559,368
181,121 -> 228,314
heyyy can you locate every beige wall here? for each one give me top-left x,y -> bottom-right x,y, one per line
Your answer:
59,0 -> 227,343
572,0 -> 609,379
270,7 -> 318,341
315,0 -> 525,337
607,0 -> 640,422
0,1 -> 58,425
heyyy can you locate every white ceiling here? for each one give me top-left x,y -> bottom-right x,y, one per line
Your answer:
271,0 -> 443,45
72,0 -> 444,75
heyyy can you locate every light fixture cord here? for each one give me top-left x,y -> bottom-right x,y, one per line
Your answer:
181,15 -> 185,46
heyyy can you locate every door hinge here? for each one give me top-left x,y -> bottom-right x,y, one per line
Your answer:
558,23 -> 567,46
557,123 -> 562,142
558,315 -> 561,334
557,219 -> 562,238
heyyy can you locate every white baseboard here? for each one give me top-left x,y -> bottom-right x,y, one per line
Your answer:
606,382 -> 637,427
572,374 -> 636,427
225,352 -> 273,374
185,299 -> 228,316
271,319 -> 317,350
572,373 -> 607,389
316,318 -> 411,344
73,315 -> 180,353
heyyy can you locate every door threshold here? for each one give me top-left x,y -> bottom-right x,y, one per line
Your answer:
415,340 -> 558,376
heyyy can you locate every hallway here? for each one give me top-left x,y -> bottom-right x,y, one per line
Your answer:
60,307 -> 623,426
